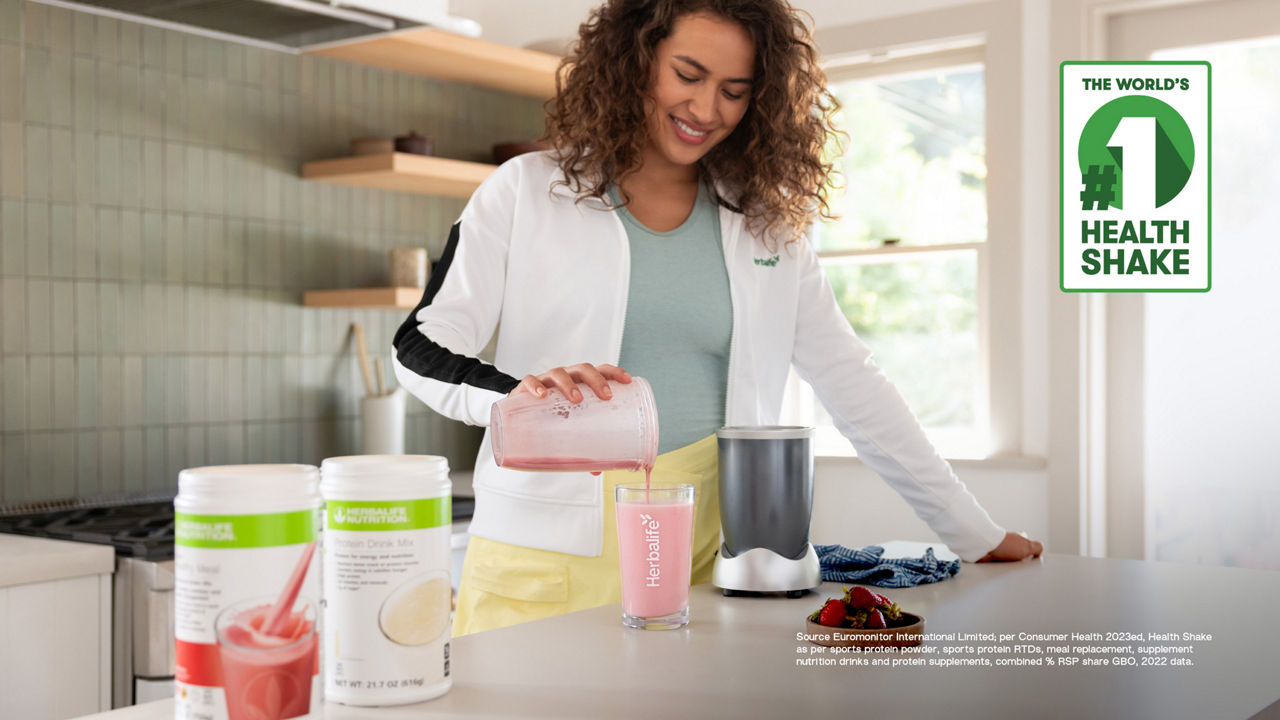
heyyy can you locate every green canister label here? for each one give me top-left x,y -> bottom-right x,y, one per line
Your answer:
326,498 -> 451,532
175,509 -> 318,548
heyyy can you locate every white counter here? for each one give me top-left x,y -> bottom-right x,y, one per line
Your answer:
0,534 -> 115,588
73,554 -> 1280,719
0,534 -> 115,718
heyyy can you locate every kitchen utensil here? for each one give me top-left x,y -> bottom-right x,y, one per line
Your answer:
390,247 -> 429,288
351,323 -> 376,397
395,131 -> 433,156
361,388 -> 406,455
804,613 -> 925,648
616,482 -> 695,630
489,377 -> 658,473
374,357 -> 386,396
712,426 -> 821,596
351,137 -> 394,156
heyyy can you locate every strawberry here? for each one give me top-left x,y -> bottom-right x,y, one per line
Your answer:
845,586 -> 880,609
866,608 -> 887,629
846,609 -> 869,629
816,599 -> 846,628
871,591 -> 891,607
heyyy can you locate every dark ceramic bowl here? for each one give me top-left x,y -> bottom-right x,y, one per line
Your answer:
804,612 -> 925,648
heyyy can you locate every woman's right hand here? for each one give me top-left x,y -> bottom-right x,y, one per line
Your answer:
512,363 -> 632,403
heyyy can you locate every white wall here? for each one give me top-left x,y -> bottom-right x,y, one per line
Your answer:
811,458 -> 1048,550
456,0 -> 988,52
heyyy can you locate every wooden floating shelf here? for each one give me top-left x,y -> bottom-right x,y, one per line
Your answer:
303,287 -> 423,310
306,27 -> 560,100
301,153 -> 495,198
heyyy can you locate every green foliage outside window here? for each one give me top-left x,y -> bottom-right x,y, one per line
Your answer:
813,67 -> 986,433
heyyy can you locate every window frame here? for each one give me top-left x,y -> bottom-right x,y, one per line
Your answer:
804,5 -> 1026,460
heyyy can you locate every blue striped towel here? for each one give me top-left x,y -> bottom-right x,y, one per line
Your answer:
815,544 -> 960,588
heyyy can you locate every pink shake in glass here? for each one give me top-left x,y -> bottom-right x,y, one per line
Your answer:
215,598 -> 318,720
615,483 -> 695,629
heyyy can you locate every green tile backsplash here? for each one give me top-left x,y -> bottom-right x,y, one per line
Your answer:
0,0 -> 544,504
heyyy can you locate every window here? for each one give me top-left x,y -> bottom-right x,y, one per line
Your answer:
783,53 -> 991,459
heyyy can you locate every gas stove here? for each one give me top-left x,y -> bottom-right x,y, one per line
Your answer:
0,498 -> 175,559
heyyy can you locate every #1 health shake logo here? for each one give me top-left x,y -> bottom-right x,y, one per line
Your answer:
1060,61 -> 1211,292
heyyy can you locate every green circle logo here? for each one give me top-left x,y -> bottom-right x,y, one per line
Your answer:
1077,95 -> 1195,210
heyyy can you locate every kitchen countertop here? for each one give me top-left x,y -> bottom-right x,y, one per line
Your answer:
74,553 -> 1280,719
0,534 -> 116,588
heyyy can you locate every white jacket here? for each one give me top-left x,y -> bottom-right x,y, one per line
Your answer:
392,151 -> 1006,562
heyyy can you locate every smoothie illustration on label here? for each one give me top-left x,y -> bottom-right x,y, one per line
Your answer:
379,571 -> 452,647
214,543 -> 319,720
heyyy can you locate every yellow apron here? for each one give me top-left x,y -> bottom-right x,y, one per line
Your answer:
453,434 -> 720,636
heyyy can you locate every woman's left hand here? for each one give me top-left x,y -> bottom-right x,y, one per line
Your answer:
976,531 -> 1043,562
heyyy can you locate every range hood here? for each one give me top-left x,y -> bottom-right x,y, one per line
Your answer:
34,0 -> 482,52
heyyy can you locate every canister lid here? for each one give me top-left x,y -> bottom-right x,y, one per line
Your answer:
175,464 -> 321,514
320,454 -> 451,501
322,454 -> 448,477
717,426 -> 814,440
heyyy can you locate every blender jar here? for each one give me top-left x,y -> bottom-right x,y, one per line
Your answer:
490,377 -> 659,473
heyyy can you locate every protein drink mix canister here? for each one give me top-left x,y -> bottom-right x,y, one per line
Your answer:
320,455 -> 453,706
174,464 -> 323,720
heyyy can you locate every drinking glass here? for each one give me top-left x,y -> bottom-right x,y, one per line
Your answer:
615,482 -> 695,630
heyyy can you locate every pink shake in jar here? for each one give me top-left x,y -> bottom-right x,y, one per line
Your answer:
490,377 -> 659,474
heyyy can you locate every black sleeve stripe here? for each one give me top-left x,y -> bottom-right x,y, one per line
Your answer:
393,221 -> 520,395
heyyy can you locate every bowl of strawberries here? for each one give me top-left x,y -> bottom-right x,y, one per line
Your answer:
805,586 -> 924,648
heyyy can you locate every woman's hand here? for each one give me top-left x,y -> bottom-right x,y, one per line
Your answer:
512,363 -> 632,403
976,531 -> 1044,562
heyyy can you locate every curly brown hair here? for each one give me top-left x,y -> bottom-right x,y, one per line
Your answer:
544,0 -> 842,249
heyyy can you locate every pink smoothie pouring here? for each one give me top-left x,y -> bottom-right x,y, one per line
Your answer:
616,499 -> 694,618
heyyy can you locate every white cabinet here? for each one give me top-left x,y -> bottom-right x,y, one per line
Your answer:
0,536 -> 114,720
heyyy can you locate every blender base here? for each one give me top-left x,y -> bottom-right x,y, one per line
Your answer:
712,543 -> 822,594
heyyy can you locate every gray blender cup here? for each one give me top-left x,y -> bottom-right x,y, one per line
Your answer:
713,426 -> 822,596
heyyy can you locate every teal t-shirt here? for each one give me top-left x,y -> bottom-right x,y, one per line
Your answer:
611,184 -> 732,453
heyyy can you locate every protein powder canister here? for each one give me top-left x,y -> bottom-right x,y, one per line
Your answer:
320,455 -> 453,706
174,464 -> 323,720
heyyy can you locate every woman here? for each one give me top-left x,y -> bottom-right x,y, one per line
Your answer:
393,0 -> 1042,636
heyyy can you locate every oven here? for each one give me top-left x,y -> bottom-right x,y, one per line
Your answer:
0,497 -> 177,708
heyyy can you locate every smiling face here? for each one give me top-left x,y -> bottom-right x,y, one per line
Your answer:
641,12 -> 755,175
